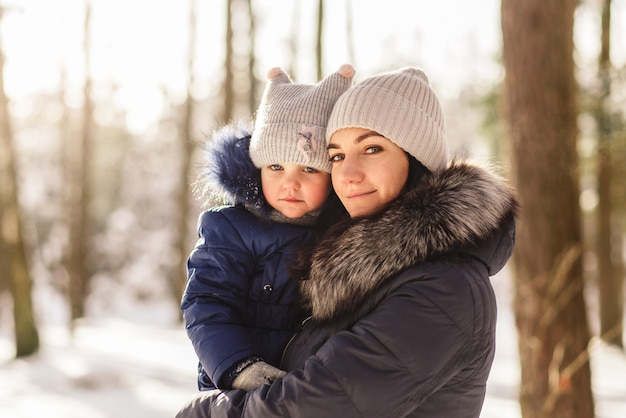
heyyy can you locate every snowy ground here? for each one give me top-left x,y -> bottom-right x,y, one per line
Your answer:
1,274 -> 625,418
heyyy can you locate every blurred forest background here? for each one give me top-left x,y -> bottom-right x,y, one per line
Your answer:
0,1 -> 625,417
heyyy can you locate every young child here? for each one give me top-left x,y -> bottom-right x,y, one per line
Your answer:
181,65 -> 354,391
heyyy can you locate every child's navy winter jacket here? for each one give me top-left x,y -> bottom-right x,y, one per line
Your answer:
181,124 -> 315,390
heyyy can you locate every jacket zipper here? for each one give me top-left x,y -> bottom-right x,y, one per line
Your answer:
280,315 -> 311,368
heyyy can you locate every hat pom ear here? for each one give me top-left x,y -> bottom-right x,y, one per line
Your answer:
267,67 -> 283,79
266,67 -> 291,84
337,64 -> 355,79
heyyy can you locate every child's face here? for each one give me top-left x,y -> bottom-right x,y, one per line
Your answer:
261,163 -> 331,219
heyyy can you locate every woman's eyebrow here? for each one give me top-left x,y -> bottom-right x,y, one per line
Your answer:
327,130 -> 379,150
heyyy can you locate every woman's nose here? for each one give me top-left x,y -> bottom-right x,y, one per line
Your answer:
334,157 -> 363,183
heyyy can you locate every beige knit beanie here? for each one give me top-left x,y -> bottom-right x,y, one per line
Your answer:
326,67 -> 448,172
250,64 -> 355,173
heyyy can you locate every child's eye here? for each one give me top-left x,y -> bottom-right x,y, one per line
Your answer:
329,154 -> 344,162
303,167 -> 319,173
269,164 -> 283,171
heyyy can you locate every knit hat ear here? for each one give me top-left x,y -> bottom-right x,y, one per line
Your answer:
250,64 -> 355,173
326,67 -> 448,172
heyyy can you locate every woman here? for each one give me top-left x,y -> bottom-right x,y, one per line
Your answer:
176,67 -> 517,418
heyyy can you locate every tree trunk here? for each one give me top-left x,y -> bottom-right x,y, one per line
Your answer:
595,0 -> 623,349
221,0 -> 234,124
287,2 -> 300,79
315,0 -> 323,81
247,0 -> 257,114
0,7 -> 39,357
345,0 -> 355,68
171,0 -> 197,313
66,1 -> 93,323
501,0 -> 595,417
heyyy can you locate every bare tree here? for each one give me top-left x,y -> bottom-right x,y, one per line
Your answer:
246,0 -> 257,114
288,1 -> 300,80
345,0 -> 355,67
221,0 -> 235,124
594,0 -> 623,349
501,0 -> 595,417
315,0 -> 324,81
65,0 -> 93,323
171,0 -> 199,311
221,0 -> 257,122
0,6 -> 39,357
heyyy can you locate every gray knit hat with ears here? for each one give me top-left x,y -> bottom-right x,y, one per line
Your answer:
326,67 -> 448,172
250,64 -> 355,173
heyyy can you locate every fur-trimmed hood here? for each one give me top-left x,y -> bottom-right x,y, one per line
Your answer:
301,160 -> 518,321
194,122 -> 265,210
194,122 -> 319,226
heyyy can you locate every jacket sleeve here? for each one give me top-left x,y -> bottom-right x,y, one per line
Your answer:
182,209 -> 259,388
184,266 -> 481,418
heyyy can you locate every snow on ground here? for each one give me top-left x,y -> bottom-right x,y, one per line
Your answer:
1,274 -> 625,418
0,317 -> 198,418
482,273 -> 626,418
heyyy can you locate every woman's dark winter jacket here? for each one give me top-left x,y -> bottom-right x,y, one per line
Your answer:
176,160 -> 518,418
181,124 -> 315,391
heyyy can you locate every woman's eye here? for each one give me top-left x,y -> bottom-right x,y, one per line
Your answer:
364,146 -> 382,154
329,154 -> 343,162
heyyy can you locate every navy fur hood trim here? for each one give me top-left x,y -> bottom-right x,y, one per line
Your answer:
194,122 -> 267,212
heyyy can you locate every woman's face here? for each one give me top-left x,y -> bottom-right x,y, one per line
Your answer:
328,127 -> 409,218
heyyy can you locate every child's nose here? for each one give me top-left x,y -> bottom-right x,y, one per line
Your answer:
281,175 -> 300,190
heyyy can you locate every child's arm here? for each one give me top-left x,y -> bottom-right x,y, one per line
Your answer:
182,209 -> 262,389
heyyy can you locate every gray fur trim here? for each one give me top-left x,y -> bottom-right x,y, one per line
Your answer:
301,160 -> 517,321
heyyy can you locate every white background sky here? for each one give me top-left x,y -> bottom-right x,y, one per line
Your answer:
1,0 -> 502,94
3,0 -> 624,133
